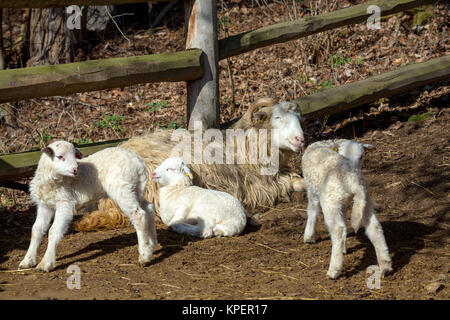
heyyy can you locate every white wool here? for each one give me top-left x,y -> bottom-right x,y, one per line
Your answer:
20,141 -> 157,272
153,157 -> 247,238
301,139 -> 392,279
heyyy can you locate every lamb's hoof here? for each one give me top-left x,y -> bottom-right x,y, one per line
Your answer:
327,268 -> 341,280
247,216 -> 261,227
19,257 -> 37,269
138,256 -> 152,267
303,236 -> 316,244
35,260 -> 55,272
380,262 -> 393,278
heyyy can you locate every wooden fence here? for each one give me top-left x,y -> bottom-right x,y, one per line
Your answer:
0,0 -> 449,187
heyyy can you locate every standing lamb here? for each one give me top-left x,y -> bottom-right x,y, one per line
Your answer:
19,141 -> 157,272
152,157 -> 247,238
301,139 -> 392,279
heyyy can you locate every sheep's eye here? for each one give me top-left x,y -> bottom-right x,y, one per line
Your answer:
166,168 -> 173,171
57,155 -> 64,161
274,116 -> 281,120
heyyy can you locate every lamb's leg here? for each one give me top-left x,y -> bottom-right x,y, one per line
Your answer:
322,203 -> 346,279
342,226 -> 347,255
114,195 -> 157,267
304,191 -> 320,244
171,223 -> 202,237
36,204 -> 74,272
142,200 -> 158,252
19,204 -> 54,269
362,202 -> 393,276
171,218 -> 213,238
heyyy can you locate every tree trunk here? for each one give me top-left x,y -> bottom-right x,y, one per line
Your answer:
0,103 -> 18,138
0,9 -> 4,70
86,5 -> 113,32
27,8 -> 75,66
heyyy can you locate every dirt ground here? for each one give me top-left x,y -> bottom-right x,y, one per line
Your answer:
1,107 -> 449,300
0,1 -> 449,300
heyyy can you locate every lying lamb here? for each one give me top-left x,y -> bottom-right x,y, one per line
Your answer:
152,157 -> 247,238
301,139 -> 392,279
19,141 -> 157,272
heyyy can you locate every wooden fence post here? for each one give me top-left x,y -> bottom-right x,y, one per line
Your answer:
184,0 -> 219,129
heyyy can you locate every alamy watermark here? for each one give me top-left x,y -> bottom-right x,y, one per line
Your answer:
169,121 -> 280,175
367,5 -> 381,30
66,5 -> 82,30
366,265 -> 381,290
66,264 -> 81,290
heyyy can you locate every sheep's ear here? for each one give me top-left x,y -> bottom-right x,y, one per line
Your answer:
75,148 -> 83,159
252,111 -> 269,123
41,146 -> 54,159
182,163 -> 193,180
286,101 -> 301,114
363,144 -> 375,151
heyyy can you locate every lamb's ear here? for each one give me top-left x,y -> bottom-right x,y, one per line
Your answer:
41,146 -> 54,159
363,144 -> 375,151
182,163 -> 193,180
75,148 -> 83,159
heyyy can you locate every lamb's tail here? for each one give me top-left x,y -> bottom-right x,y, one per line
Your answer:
351,190 -> 370,233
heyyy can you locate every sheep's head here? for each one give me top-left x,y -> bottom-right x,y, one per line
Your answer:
152,157 -> 193,186
271,102 -> 304,152
337,140 -> 374,168
41,140 -> 82,177
244,98 -> 305,152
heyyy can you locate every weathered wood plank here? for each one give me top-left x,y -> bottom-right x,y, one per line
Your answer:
218,0 -> 436,60
295,55 -> 450,120
184,0 -> 220,129
0,139 -> 127,183
0,49 -> 204,103
0,1 -> 169,8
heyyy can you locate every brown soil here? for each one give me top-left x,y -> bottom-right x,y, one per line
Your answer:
0,1 -> 449,300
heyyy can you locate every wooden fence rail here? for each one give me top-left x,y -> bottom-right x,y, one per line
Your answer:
218,0 -> 436,60
297,54 -> 450,120
0,49 -> 204,103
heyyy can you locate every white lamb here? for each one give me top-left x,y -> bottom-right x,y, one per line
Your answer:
152,157 -> 247,238
19,141 -> 157,272
301,139 -> 392,279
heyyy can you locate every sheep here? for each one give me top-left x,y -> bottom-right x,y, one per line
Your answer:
301,139 -> 392,279
75,97 -> 306,232
152,157 -> 247,238
19,141 -> 157,272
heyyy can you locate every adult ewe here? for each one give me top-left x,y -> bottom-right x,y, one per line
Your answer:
75,98 -> 306,231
